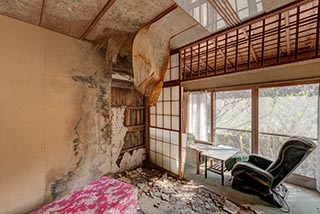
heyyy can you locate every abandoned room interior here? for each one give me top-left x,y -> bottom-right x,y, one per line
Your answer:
1,0 -> 320,213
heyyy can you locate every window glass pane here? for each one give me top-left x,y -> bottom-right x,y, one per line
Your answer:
164,69 -> 171,82
238,8 -> 249,19
163,87 -> 171,101
150,151 -> 156,163
215,129 -> 251,153
237,0 -> 248,10
201,3 -> 208,27
172,116 -> 180,130
150,127 -> 155,137
157,115 -> 163,128
171,67 -> 179,80
156,141 -> 162,153
163,156 -> 170,170
175,0 -> 220,33
150,106 -> 155,114
171,159 -> 179,174
215,90 -> 252,152
257,2 -> 263,12
215,90 -> 251,130
156,153 -> 162,167
150,139 -> 156,151
171,144 -> 179,158
164,116 -> 171,129
171,131 -> 179,145
193,6 -> 200,22
172,101 -> 180,116
156,101 -> 163,114
259,84 -> 319,178
171,54 -> 179,67
217,20 -> 226,29
259,84 -> 318,138
150,114 -> 156,127
164,102 -> 170,115
172,86 -> 180,100
163,142 -> 170,156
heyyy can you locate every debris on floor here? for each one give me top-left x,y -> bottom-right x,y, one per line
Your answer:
111,167 -> 264,214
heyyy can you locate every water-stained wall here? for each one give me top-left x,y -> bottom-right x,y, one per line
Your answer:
0,15 -> 144,214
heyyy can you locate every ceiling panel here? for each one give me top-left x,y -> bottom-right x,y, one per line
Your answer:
170,24 -> 210,50
0,0 -> 42,25
156,7 -> 201,38
262,0 -> 298,12
41,0 -> 110,38
86,0 -> 175,41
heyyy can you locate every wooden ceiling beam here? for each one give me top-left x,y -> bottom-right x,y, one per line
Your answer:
137,3 -> 178,32
192,49 -> 215,71
39,0 -> 45,26
208,0 -> 233,26
80,0 -> 117,40
209,0 -> 259,63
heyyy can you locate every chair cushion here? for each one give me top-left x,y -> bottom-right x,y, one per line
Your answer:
225,152 -> 249,171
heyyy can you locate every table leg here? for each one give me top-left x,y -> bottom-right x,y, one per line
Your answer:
221,160 -> 224,185
196,150 -> 200,174
205,156 -> 207,179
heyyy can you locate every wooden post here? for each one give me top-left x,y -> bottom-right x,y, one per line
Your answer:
206,40 -> 209,76
210,90 -> 215,145
248,25 -> 251,68
235,29 -> 239,71
295,6 -> 300,60
251,87 -> 259,154
261,19 -> 265,66
315,1 -> 320,56
224,34 -> 228,72
190,47 -> 193,79
198,43 -> 201,77
277,13 -> 281,63
178,84 -> 183,179
214,37 -> 218,74
144,97 -> 150,166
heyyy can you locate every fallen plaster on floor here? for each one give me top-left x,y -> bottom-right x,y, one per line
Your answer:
111,167 -> 264,214
119,148 -> 146,172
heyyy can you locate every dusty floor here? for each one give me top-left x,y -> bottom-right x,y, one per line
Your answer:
184,163 -> 320,214
112,167 -> 264,214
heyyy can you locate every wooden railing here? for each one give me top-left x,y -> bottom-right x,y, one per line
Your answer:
180,0 -> 320,81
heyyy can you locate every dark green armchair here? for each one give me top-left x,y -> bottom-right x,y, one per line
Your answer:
231,136 -> 317,208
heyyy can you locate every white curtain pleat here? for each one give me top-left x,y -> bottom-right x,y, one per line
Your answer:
188,91 -> 210,141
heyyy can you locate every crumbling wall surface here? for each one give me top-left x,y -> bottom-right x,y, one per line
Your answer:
119,148 -> 146,172
0,15 -> 116,214
0,13 -> 146,214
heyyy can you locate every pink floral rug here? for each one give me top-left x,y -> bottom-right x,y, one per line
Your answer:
33,177 -> 138,214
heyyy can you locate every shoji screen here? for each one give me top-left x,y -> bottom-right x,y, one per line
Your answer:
149,53 -> 183,176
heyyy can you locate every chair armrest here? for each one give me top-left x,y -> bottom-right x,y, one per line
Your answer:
248,154 -> 273,170
232,162 -> 274,186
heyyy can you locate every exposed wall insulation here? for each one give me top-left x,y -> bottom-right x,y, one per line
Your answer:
110,107 -> 128,173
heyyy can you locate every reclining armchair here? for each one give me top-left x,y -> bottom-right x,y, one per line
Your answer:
231,136 -> 316,208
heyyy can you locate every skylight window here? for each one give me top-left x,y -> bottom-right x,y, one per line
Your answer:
175,0 -> 265,33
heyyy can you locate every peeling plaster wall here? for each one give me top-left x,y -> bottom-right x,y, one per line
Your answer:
0,15 -> 143,214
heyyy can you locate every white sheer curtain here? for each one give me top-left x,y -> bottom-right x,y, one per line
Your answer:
188,91 -> 211,141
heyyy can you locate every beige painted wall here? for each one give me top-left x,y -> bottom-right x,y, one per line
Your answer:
0,15 -> 106,214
